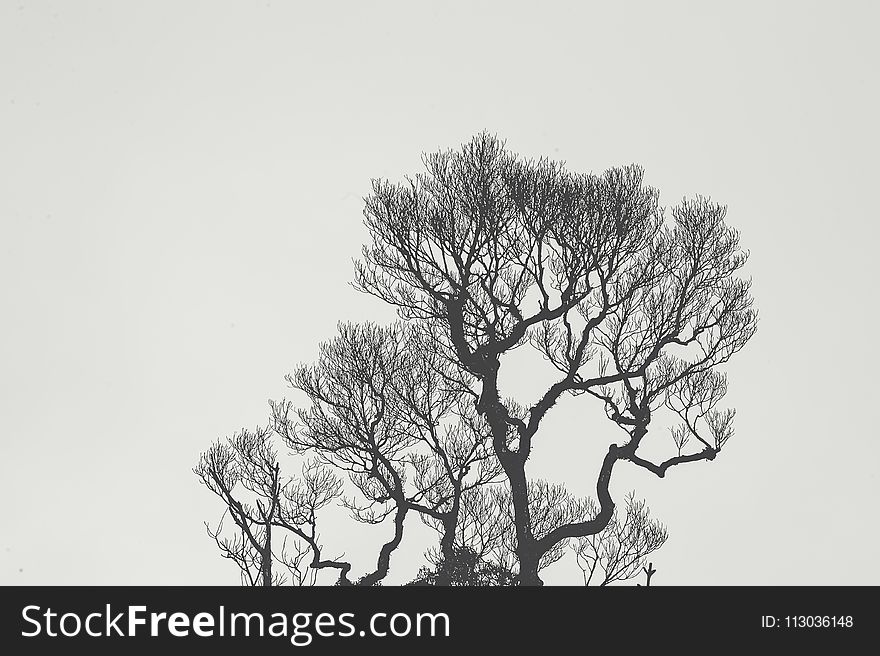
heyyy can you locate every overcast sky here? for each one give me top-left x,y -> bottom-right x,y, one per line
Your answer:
2,1 -> 878,585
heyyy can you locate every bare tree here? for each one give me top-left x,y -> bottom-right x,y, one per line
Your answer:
194,428 -> 351,586
196,133 -> 749,586
194,427 -> 281,586
354,132 -> 757,584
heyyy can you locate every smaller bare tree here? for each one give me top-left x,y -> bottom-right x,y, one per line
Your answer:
194,427 -> 349,586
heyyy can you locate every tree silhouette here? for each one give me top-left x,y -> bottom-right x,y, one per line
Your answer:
354,132 -> 756,584
194,428 -> 349,586
197,132 -> 754,586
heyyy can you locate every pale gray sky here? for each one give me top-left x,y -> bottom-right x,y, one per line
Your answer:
2,1 -> 878,585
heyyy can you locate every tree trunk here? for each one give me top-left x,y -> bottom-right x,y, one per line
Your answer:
260,522 -> 272,587
500,453 -> 544,586
517,548 -> 543,586
435,506 -> 458,586
358,503 -> 407,586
